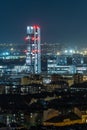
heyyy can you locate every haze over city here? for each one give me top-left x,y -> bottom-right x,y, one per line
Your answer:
0,0 -> 87,46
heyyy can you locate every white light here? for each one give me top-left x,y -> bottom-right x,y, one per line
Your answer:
65,50 -> 68,53
35,32 -> 38,34
31,26 -> 33,29
69,50 -> 73,53
27,26 -> 30,30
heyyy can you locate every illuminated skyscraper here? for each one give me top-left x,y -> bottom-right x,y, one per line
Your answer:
25,25 -> 41,74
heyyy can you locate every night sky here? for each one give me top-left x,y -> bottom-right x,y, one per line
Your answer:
0,0 -> 87,47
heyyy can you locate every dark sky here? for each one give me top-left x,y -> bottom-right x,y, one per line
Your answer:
0,0 -> 87,46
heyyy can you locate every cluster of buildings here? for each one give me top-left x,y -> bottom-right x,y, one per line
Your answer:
0,25 -> 87,128
0,26 -> 87,76
47,54 -> 87,74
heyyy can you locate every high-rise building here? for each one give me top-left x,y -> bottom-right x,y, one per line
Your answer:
25,25 -> 41,74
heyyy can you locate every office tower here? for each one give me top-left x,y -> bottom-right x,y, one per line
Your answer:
25,25 -> 41,74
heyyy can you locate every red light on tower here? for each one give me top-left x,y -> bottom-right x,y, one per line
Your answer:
32,50 -> 36,53
24,36 -> 30,41
31,37 -> 35,41
33,25 -> 40,29
31,37 -> 40,41
32,49 -> 41,53
36,25 -> 39,28
33,25 -> 36,29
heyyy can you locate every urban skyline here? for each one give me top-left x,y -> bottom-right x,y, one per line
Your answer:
0,0 -> 87,47
1,1 -> 87,130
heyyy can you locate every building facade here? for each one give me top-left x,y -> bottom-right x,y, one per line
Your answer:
25,25 -> 41,74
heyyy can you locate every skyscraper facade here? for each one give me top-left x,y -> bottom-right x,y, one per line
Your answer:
25,25 -> 41,74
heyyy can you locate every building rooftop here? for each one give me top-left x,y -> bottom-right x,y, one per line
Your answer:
44,112 -> 81,123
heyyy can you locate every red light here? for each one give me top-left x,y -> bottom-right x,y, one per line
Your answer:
31,37 -> 35,41
25,36 -> 30,41
32,49 -> 40,53
36,25 -> 39,28
33,26 -> 36,28
32,49 -> 38,53
32,50 -> 36,53
31,37 -> 40,41
33,25 -> 40,29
